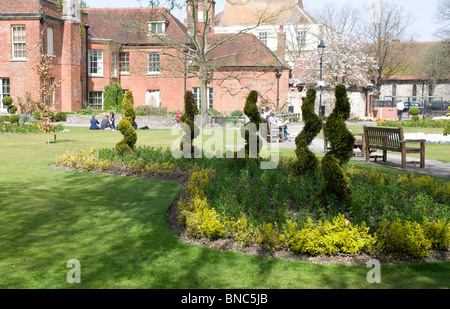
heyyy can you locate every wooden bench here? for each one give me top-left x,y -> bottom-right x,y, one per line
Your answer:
260,118 -> 285,143
363,126 -> 426,168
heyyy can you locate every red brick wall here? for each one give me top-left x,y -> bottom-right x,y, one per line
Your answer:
0,1 -> 41,14
373,107 -> 399,121
0,20 -> 42,107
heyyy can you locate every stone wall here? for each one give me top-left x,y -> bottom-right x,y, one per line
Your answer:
66,114 -> 177,128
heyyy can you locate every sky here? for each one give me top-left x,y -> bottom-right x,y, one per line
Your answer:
85,0 -> 442,42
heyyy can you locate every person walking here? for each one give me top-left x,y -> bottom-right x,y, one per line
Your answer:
396,100 -> 405,121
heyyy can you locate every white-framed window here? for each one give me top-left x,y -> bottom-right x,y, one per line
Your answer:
88,50 -> 103,77
0,78 -> 11,110
193,87 -> 213,110
12,25 -> 27,60
296,30 -> 306,45
88,91 -> 103,109
111,52 -> 117,78
47,27 -> 54,56
258,32 -> 267,46
147,52 -> 160,74
148,22 -> 166,35
119,52 -> 129,74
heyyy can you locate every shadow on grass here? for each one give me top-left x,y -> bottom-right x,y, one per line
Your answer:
0,167 -> 448,289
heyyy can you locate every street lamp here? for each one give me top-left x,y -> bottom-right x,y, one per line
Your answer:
317,40 -> 326,117
183,49 -> 189,93
275,69 -> 282,108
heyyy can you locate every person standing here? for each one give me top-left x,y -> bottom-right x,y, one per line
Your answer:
396,100 -> 405,121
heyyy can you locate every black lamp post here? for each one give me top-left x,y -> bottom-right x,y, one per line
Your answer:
317,40 -> 326,117
183,49 -> 189,93
276,69 -> 281,108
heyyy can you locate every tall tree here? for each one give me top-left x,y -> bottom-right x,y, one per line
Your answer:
435,0 -> 450,41
359,0 -> 413,88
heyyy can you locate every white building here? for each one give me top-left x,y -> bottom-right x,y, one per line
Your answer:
213,0 -> 323,67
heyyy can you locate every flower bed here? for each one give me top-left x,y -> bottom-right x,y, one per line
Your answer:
0,121 -> 64,134
377,119 -> 449,128
54,146 -> 450,258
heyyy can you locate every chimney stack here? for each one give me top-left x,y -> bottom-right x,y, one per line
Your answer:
298,0 -> 303,8
187,0 -> 216,34
277,27 -> 286,61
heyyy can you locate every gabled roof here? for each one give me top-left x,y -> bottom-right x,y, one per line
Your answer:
204,33 -> 289,69
84,7 -> 190,45
213,0 -> 316,27
83,6 -> 288,70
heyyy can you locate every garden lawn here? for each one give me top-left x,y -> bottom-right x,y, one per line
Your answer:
0,126 -> 448,289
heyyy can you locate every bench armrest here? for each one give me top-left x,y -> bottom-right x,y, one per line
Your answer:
404,139 -> 426,143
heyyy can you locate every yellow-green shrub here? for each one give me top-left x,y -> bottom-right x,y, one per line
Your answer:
376,219 -> 432,257
422,220 -> 450,250
258,222 -> 284,251
224,214 -> 260,247
185,196 -> 224,240
283,215 -> 375,256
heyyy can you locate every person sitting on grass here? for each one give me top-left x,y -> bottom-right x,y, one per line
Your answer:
89,115 -> 100,130
101,115 -> 111,130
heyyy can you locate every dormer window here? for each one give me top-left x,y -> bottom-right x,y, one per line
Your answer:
148,21 -> 166,35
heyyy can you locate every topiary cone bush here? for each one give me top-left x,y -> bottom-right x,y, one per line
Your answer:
116,90 -> 137,155
444,120 -> 450,136
318,85 -> 354,204
180,91 -> 200,154
409,107 -> 420,121
2,97 -> 13,113
241,90 -> 263,158
292,88 -> 322,176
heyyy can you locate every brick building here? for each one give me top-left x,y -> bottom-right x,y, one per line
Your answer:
0,0 -> 289,114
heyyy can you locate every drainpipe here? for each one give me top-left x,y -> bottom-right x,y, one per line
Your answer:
85,23 -> 90,108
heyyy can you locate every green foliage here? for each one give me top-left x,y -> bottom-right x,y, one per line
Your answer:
8,105 -> 17,114
422,220 -> 450,250
34,111 -> 41,120
180,91 -> 200,154
409,107 -> 420,116
231,110 -> 243,117
241,90 -> 263,158
444,121 -> 450,136
292,88 -> 322,176
0,115 -> 10,122
9,114 -> 20,123
379,119 -> 449,128
283,215 -> 375,256
320,85 -> 354,204
54,111 -> 67,122
376,219 -> 432,257
103,82 -> 124,113
2,96 -> 13,107
412,115 -> 420,121
116,91 -> 137,155
135,105 -> 168,116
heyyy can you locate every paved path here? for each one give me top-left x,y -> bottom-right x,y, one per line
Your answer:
280,122 -> 450,180
64,121 -> 450,180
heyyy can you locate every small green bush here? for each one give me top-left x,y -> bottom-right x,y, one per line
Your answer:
0,115 -> 11,122
376,219 -> 432,257
231,110 -> 243,117
422,220 -> 450,250
412,115 -> 419,121
241,90 -> 263,158
34,111 -> 41,120
180,91 -> 200,154
53,111 -> 67,122
444,121 -> 450,136
409,107 -> 420,116
2,96 -> 13,107
9,114 -> 20,123
9,105 -> 17,114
